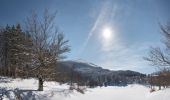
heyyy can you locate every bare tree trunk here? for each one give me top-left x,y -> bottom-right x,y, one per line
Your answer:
14,67 -> 17,78
8,66 -> 10,76
159,85 -> 161,90
38,77 -> 43,91
151,85 -> 154,90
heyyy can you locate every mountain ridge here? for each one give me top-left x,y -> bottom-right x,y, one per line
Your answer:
57,60 -> 146,86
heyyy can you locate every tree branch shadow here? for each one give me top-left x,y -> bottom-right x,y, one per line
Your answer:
0,87 -> 77,100
0,77 -> 13,83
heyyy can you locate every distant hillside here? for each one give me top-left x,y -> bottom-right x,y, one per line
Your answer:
57,60 -> 146,86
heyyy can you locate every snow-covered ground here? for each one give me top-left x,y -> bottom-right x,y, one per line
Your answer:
0,77 -> 170,100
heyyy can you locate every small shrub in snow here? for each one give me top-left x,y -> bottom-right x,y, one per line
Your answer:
150,88 -> 156,93
76,87 -> 85,94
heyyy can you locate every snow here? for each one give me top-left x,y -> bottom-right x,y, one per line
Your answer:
0,77 -> 170,100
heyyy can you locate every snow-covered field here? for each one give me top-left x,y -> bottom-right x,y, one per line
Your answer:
0,77 -> 170,100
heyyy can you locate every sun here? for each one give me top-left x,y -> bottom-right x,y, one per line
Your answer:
102,27 -> 112,39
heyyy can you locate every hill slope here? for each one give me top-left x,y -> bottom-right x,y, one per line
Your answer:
57,60 -> 146,86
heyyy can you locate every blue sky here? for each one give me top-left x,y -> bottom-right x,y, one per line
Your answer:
0,0 -> 170,73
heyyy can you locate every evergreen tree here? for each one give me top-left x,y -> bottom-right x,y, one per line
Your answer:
0,24 -> 33,77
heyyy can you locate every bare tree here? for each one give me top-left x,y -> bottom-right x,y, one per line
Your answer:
144,22 -> 170,71
25,9 -> 70,91
144,47 -> 170,70
145,21 -> 170,88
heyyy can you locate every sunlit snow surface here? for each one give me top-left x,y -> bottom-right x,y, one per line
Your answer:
0,77 -> 170,100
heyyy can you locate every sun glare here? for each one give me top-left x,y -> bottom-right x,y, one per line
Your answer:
102,27 -> 112,39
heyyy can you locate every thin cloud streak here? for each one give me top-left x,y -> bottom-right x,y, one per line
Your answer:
78,1 -> 114,56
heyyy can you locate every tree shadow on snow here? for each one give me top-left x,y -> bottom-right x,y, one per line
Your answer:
0,87 -> 76,100
0,77 -> 13,83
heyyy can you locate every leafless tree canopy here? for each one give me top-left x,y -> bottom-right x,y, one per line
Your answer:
145,21 -> 170,89
25,9 -> 70,91
145,22 -> 170,71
